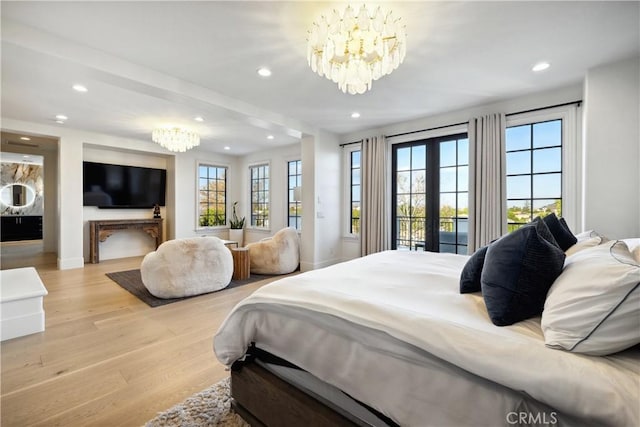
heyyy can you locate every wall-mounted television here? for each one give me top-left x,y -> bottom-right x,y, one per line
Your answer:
83,161 -> 166,208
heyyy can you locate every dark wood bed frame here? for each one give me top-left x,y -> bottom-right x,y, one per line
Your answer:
231,360 -> 377,427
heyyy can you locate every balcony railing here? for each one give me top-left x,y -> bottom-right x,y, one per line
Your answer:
396,216 -> 468,253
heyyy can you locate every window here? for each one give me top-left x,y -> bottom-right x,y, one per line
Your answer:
392,134 -> 468,254
439,137 -> 469,254
250,164 -> 269,228
350,150 -> 361,235
198,164 -> 227,227
506,120 -> 562,231
287,160 -> 302,230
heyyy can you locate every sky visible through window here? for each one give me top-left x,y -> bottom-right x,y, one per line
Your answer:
353,120 -> 561,239
395,139 -> 470,220
506,120 -> 562,227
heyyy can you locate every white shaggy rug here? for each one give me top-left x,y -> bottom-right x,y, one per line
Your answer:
144,378 -> 249,427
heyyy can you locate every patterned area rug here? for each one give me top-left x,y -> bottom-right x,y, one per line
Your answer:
106,269 -> 272,307
145,377 -> 249,427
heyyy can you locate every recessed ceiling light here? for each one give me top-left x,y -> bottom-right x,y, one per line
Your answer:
351,112 -> 361,119
20,136 -> 31,141
257,67 -> 272,77
532,62 -> 550,72
55,114 -> 68,120
72,84 -> 88,92
55,120 -> 65,124
194,116 -> 204,122
267,135 -> 274,140
224,146 -> 231,150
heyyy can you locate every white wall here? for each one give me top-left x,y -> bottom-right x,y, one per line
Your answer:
42,150 -> 57,252
172,149 -> 239,240
311,131 -> 342,268
1,118 -> 174,269
229,135 -> 341,272
299,131 -> 342,271
0,117 -> 309,269
583,56 -> 640,239
340,84 -> 585,261
300,135 -> 316,271
5,56 -> 637,269
82,146 -> 169,261
237,143 -> 302,245
342,85 -> 583,145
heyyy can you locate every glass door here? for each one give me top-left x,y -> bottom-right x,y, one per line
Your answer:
392,134 -> 468,254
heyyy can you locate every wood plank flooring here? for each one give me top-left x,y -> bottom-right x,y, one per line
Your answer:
1,250 -> 282,426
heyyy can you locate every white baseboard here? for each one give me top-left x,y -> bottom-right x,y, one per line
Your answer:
1,311 -> 45,341
57,256 -> 84,270
300,257 -> 343,272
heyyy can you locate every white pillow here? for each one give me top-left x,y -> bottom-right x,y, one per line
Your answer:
542,240 -> 640,356
575,230 -> 608,242
622,238 -> 640,252
564,236 -> 602,257
621,239 -> 640,263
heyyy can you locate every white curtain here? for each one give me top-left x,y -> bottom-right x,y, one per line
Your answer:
360,135 -> 391,256
468,114 -> 507,252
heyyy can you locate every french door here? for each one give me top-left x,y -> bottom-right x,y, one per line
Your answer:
391,134 -> 469,254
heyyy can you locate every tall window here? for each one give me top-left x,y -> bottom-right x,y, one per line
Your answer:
198,164 -> 227,227
350,150 -> 361,235
250,164 -> 269,228
506,120 -> 562,231
392,134 -> 468,254
287,160 -> 302,230
439,137 -> 469,253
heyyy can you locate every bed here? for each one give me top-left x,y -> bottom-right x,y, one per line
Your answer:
214,248 -> 640,426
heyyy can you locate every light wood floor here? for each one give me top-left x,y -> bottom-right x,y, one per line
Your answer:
1,249 -> 283,426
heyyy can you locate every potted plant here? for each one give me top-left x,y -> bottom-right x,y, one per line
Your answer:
229,201 -> 245,246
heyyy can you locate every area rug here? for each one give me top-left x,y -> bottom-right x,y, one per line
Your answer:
144,377 -> 249,427
106,269 -> 272,307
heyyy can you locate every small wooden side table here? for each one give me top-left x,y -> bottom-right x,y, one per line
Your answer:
232,248 -> 250,280
220,239 -> 239,249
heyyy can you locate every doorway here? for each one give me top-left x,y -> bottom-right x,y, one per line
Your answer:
0,132 -> 58,270
391,133 -> 469,254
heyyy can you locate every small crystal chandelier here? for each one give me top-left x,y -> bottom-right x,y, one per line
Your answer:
307,5 -> 407,95
151,127 -> 200,152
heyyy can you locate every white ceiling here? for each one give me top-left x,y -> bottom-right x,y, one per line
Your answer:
1,1 -> 638,155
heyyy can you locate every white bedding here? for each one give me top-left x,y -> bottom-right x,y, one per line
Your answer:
214,250 -> 639,426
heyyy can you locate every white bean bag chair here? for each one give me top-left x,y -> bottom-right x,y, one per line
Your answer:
141,237 -> 233,298
246,227 -> 300,275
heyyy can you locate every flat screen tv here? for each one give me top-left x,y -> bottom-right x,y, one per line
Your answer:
83,161 -> 166,208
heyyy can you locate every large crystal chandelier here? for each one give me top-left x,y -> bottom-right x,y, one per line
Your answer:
307,5 -> 407,95
151,127 -> 200,152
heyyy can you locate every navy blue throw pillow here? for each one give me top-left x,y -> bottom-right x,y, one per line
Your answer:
542,213 -> 577,251
530,217 -> 559,248
559,217 -> 572,235
460,245 -> 489,294
481,221 -> 566,326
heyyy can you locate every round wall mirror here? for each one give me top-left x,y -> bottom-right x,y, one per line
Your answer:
0,183 -> 36,208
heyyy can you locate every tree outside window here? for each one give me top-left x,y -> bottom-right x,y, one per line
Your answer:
350,151 -> 361,235
198,164 -> 227,227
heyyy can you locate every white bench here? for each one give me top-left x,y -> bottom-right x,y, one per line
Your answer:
1,267 -> 48,341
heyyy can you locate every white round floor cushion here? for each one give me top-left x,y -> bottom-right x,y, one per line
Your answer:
141,237 -> 233,298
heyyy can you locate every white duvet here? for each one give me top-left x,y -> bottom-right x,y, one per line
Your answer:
214,250 -> 639,426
